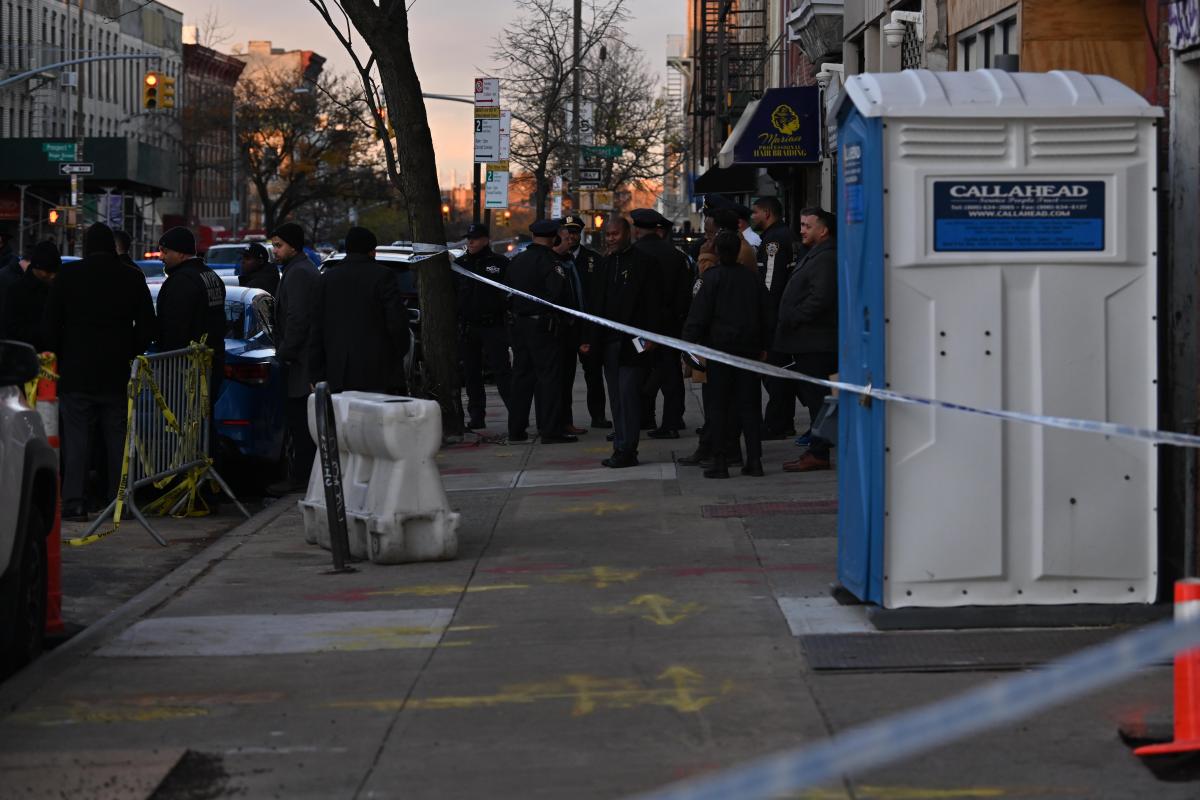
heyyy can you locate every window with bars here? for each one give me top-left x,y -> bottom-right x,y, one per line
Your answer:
957,12 -> 1018,70
901,20 -> 922,69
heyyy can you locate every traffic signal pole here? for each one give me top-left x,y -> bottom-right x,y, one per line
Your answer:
473,162 -> 481,224
73,0 -> 84,256
570,0 -> 582,213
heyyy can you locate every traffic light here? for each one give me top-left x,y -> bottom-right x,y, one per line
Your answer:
142,71 -> 159,109
503,210 -> 512,223
441,202 -> 450,222
592,213 -> 605,230
159,75 -> 175,109
48,207 -> 60,225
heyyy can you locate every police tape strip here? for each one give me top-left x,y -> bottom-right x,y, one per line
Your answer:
626,615 -> 1200,800
451,263 -> 1200,449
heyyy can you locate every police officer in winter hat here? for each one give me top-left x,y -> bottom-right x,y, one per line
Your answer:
455,222 -> 512,429
558,214 -> 610,429
505,219 -> 576,443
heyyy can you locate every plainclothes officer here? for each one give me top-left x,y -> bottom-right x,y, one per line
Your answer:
505,219 -> 577,444
751,196 -> 804,439
114,230 -> 147,282
455,222 -> 512,429
270,221 -> 321,495
683,229 -> 772,479
551,225 -> 586,436
238,242 -> 279,295
309,226 -> 410,395
0,240 -> 59,348
44,223 -> 156,521
631,208 -> 692,439
589,216 -> 662,468
560,214 -> 611,429
778,208 -> 838,474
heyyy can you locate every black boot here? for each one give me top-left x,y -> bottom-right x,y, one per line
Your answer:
740,459 -> 765,477
602,450 -> 639,469
676,447 -> 712,466
703,455 -> 730,479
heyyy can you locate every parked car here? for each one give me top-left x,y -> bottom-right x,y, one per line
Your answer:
205,241 -> 274,277
146,285 -> 287,474
136,259 -> 165,280
0,340 -> 57,678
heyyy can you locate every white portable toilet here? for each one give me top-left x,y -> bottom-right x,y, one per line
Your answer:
834,70 -> 1161,609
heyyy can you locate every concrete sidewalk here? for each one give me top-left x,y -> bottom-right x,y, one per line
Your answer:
0,380 -> 1188,799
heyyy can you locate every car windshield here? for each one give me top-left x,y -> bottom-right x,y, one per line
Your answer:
207,246 -> 245,268
224,298 -> 248,340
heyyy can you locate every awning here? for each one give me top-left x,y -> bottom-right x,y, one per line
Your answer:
718,86 -> 821,169
692,164 -> 759,195
0,137 -> 179,195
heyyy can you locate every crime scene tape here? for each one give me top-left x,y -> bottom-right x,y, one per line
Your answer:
625,614 -> 1200,800
451,263 -> 1200,449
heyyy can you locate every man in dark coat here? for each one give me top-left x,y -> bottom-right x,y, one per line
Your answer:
114,229 -> 146,282
552,224 -> 586,435
309,226 -> 410,395
270,221 -> 321,494
776,208 -> 838,473
157,226 -> 227,391
632,208 -> 692,438
683,230 -> 773,478
560,214 -> 610,429
589,216 -> 663,468
237,242 -> 279,295
751,195 -> 805,439
505,219 -> 576,444
44,223 -> 157,520
455,223 -> 511,429
0,241 -> 60,348
0,229 -> 25,323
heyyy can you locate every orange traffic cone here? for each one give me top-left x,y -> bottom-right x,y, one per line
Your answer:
1135,578 -> 1200,757
35,355 -> 62,637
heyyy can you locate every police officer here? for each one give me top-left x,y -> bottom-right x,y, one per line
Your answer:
455,222 -> 512,429
683,229 -> 772,479
751,196 -> 804,439
0,240 -> 59,348
631,208 -> 692,439
505,219 -> 577,444
552,224 -> 587,435
158,226 -> 226,396
560,214 -> 610,429
238,242 -> 279,295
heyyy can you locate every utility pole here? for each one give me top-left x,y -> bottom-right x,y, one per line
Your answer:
230,103 -> 239,238
570,0 -> 582,213
73,0 -> 84,256
473,162 -> 481,224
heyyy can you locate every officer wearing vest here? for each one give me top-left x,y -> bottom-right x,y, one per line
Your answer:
505,218 -> 577,444
560,214 -> 611,429
456,223 -> 512,430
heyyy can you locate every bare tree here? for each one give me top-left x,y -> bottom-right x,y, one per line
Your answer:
306,0 -> 464,438
493,0 -> 627,217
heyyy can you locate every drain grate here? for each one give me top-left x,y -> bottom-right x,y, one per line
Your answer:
701,500 -> 837,518
800,628 -> 1122,672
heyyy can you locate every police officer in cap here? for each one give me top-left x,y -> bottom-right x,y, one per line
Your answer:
559,214 -> 610,429
456,222 -> 512,429
505,218 -> 577,443
631,208 -> 692,438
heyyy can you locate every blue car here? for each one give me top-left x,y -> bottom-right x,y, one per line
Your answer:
148,285 -> 287,470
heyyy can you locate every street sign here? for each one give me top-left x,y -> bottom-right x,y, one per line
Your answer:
499,110 -> 512,160
583,144 -> 623,159
580,101 -> 595,147
579,168 -> 601,187
474,107 -> 501,163
593,190 -> 614,209
58,162 -> 94,176
474,77 -> 500,108
42,142 -> 76,161
485,161 -> 510,210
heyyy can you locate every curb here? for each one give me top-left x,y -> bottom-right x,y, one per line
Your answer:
0,496 -> 296,714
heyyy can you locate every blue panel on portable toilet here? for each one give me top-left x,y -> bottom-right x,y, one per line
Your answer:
835,102 -> 886,604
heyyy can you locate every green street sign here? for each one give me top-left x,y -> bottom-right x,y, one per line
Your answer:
583,144 -> 623,159
42,142 -> 77,161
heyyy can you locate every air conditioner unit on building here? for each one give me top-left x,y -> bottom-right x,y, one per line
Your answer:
60,71 -> 77,88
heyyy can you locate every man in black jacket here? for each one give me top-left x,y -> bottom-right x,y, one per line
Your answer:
270,221 -> 321,494
752,196 -> 805,439
560,214 -> 610,429
505,219 -> 576,444
589,216 -> 663,468
114,230 -> 146,282
684,230 -> 773,478
776,208 -> 838,473
44,223 -> 157,520
455,223 -> 511,429
632,208 -> 692,439
158,226 -> 226,381
238,243 -> 279,295
0,240 -> 59,348
309,226 -> 410,396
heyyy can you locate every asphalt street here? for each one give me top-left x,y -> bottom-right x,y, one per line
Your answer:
0,378 -> 1190,799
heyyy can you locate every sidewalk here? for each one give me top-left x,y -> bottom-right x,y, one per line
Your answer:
0,380 -> 1188,799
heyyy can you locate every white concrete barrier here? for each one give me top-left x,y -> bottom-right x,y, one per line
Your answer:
299,391 -> 459,564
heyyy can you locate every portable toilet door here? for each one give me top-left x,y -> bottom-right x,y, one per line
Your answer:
834,70 -> 1161,610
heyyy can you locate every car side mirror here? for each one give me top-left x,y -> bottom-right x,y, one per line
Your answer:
0,340 -> 39,387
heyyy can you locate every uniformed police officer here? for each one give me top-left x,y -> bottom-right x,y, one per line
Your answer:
751,196 -> 805,439
456,223 -> 512,429
631,208 -> 692,439
506,219 -> 577,444
552,225 -> 586,435
683,229 -> 773,479
560,214 -> 610,429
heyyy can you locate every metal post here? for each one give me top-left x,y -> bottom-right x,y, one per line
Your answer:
314,382 -> 355,574
15,185 -> 28,254
74,0 -> 84,256
473,162 -> 482,224
570,0 -> 582,212
230,102 -> 238,238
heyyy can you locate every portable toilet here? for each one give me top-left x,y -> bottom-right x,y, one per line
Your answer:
834,70 -> 1161,610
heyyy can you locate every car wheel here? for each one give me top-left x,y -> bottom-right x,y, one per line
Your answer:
0,507 -> 47,678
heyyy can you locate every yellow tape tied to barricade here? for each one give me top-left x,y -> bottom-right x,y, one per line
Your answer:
22,353 -> 59,408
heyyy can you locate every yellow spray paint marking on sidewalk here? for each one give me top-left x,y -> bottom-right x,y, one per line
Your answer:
330,666 -> 733,718
561,501 -> 635,516
545,565 -> 642,589
367,583 -> 528,598
597,594 -> 704,626
10,704 -> 211,726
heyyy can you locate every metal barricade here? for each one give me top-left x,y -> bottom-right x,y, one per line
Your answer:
72,343 -> 249,547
